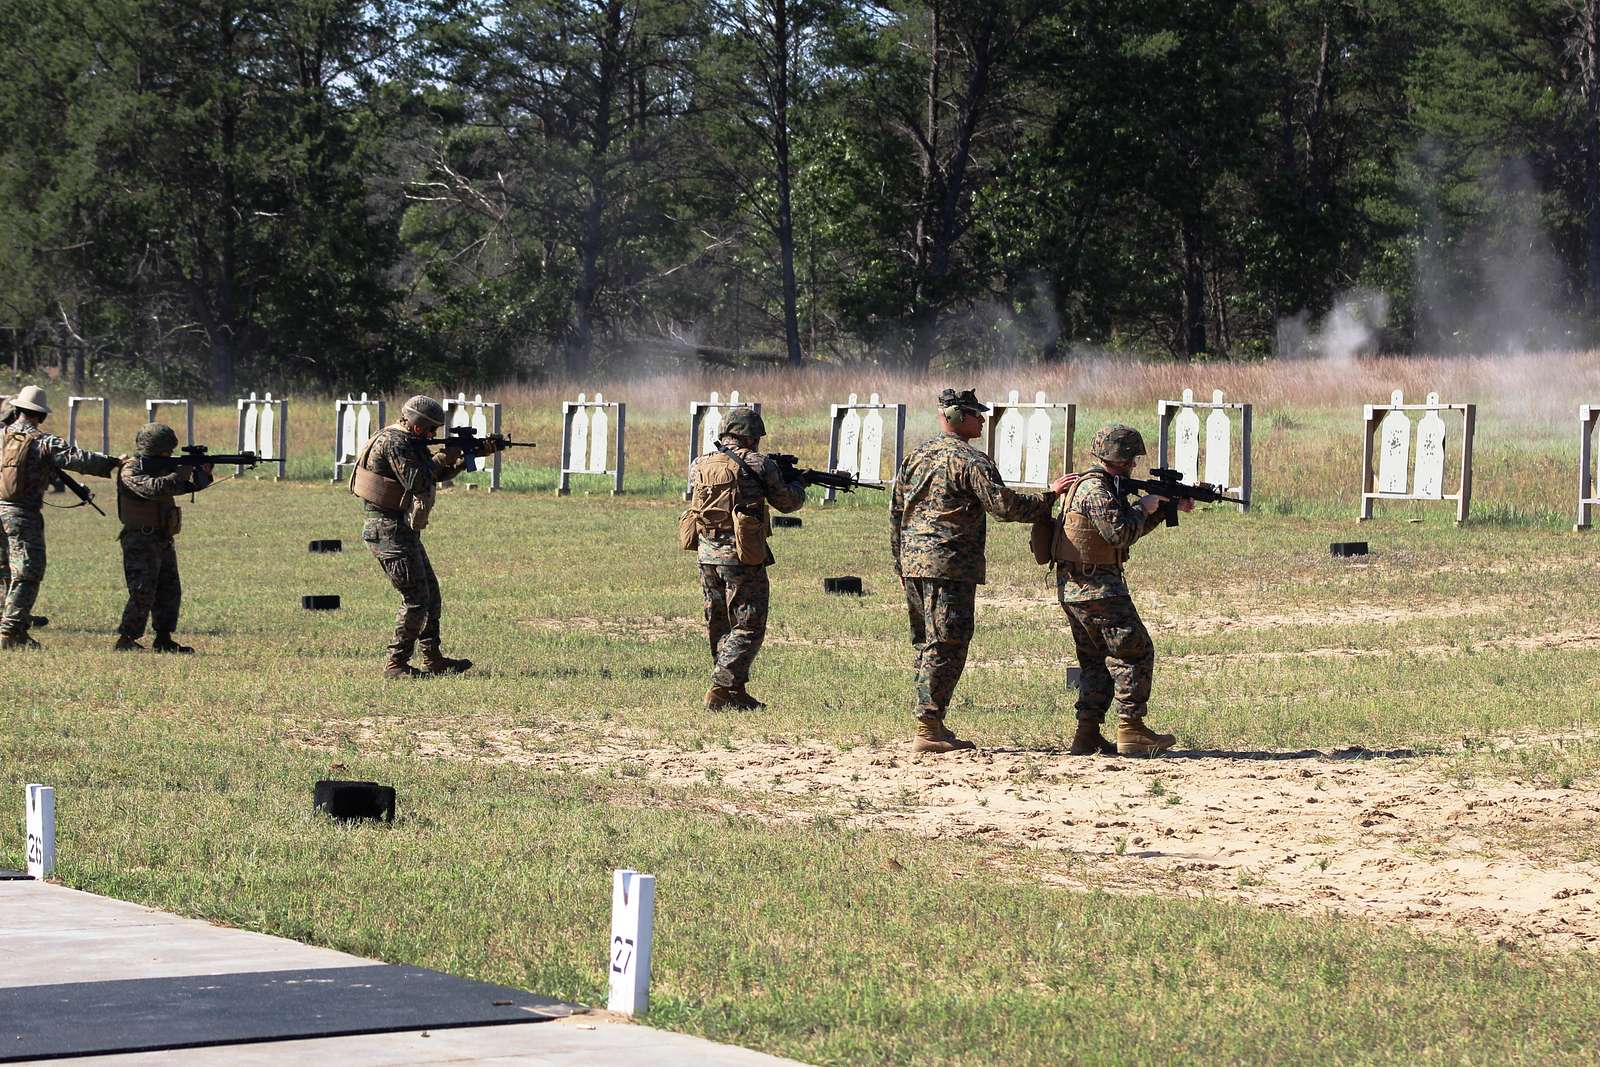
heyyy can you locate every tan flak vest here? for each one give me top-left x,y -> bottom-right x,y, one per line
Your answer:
0,424 -> 40,502
684,449 -> 770,565
117,465 -> 181,536
349,427 -> 436,529
1051,471 -> 1131,566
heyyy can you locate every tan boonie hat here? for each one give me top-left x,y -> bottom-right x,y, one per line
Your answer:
11,385 -> 49,416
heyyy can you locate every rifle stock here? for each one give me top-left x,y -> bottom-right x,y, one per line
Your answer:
772,454 -> 885,493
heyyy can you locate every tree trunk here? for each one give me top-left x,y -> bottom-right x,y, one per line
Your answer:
1180,213 -> 1207,358
565,1 -> 623,378
1583,0 -> 1600,324
773,0 -> 803,366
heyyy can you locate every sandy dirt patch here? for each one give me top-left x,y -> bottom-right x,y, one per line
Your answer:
295,719 -> 1600,951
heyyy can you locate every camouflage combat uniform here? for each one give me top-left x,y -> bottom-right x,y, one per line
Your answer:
0,418 -> 119,639
356,424 -> 466,669
115,458 -> 213,641
1055,466 -> 1165,724
689,442 -> 806,688
889,433 -> 1054,720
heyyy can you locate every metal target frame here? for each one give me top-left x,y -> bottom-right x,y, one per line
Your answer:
333,393 -> 386,482
145,398 -> 194,447
686,390 -> 761,500
1359,390 -> 1476,526
983,390 -> 1076,489
66,396 -> 111,453
824,393 -> 905,503
559,392 -> 626,495
236,391 -> 288,479
1155,388 -> 1253,512
1575,404 -> 1600,530
442,392 -> 503,491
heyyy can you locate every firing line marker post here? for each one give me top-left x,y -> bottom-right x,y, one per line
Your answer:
26,784 -> 55,879
608,869 -> 655,1016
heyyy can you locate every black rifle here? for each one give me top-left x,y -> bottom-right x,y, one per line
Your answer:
143,444 -> 260,474
429,425 -> 534,473
771,453 -> 885,493
1113,467 -> 1245,527
53,472 -> 106,516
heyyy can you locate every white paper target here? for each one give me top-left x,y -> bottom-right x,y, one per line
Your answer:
589,392 -> 609,472
860,393 -> 885,482
1377,390 -> 1410,494
450,393 -> 470,429
340,396 -> 358,462
1024,391 -> 1052,485
996,389 -> 1026,483
1173,388 -> 1200,483
243,393 -> 259,456
470,394 -> 489,437
838,393 -> 862,477
571,392 -> 592,470
1415,395 -> 1447,499
701,391 -> 725,453
259,394 -> 277,459
1204,391 -> 1231,487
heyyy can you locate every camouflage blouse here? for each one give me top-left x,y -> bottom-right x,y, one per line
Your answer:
1056,465 -> 1164,603
689,442 -> 807,566
0,420 -> 119,510
359,425 -> 465,516
889,432 -> 1054,583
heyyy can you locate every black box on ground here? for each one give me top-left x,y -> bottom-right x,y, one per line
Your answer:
824,576 -> 864,595
314,780 -> 396,822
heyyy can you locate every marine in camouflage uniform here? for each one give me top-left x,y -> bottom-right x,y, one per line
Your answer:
351,395 -> 484,678
0,386 -> 121,649
1051,423 -> 1188,756
113,423 -> 213,653
685,407 -> 806,710
889,389 -> 1058,753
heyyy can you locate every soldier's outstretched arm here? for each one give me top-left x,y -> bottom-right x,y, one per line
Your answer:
963,453 -> 1054,523
1081,479 -> 1149,547
40,435 -> 119,480
888,474 -> 905,575
120,464 -> 193,500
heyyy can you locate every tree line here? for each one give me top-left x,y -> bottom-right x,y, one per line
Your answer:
4,0 -> 1600,396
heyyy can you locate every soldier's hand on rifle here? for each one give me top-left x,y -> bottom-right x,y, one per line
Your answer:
1049,472 -> 1079,495
1138,494 -> 1168,515
1176,497 -> 1195,513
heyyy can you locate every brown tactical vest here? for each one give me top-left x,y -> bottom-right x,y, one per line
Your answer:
349,431 -> 407,511
1052,471 -> 1131,566
689,450 -> 770,535
116,465 -> 181,536
0,425 -> 40,502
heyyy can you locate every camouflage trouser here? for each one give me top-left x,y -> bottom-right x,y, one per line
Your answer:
0,504 -> 45,637
363,517 -> 441,663
118,531 -> 181,639
1057,586 -> 1154,725
701,563 -> 769,687
904,577 -> 976,718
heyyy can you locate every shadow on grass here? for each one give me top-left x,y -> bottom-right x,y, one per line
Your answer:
1166,745 -> 1419,761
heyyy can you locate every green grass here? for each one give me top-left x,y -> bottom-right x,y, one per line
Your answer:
6,363 -> 1600,1062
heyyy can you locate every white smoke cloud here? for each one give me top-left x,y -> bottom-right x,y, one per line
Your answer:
1276,289 -> 1390,364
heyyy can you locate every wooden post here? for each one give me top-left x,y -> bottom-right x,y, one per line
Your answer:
607,870 -> 655,1017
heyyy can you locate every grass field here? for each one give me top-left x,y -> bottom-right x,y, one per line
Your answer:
5,356 -> 1600,1064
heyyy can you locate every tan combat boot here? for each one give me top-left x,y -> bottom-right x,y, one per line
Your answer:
384,655 -> 428,679
913,714 -> 975,754
1069,720 -> 1117,756
705,684 -> 739,710
1117,718 -> 1176,757
420,653 -> 472,675
726,685 -> 766,711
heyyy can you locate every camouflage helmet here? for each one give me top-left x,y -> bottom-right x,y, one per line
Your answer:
135,422 -> 179,456
401,394 -> 447,429
721,407 -> 766,439
1090,423 -> 1147,463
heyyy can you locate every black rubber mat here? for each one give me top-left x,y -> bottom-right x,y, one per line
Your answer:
0,964 -> 573,1062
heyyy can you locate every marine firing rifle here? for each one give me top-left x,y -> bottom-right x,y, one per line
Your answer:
1112,467 -> 1245,527
142,444 -> 260,475
771,453 -> 885,494
428,425 -> 534,473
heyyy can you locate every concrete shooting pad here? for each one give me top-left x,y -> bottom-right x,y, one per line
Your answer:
0,881 -> 807,1066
